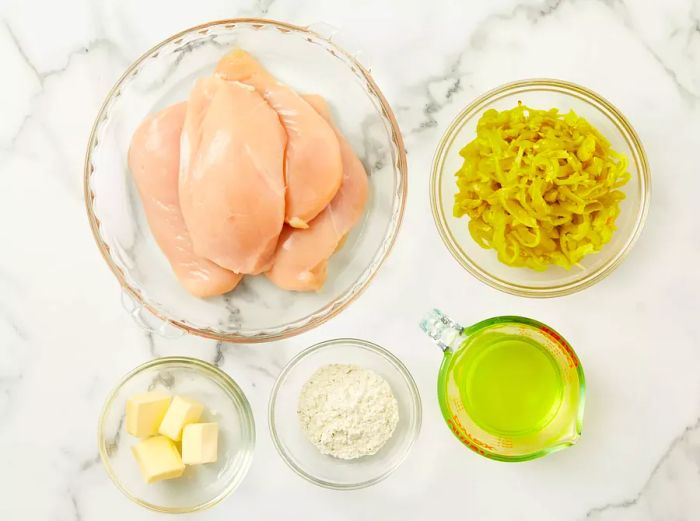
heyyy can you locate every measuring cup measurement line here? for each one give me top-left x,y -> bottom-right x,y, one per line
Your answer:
539,324 -> 580,368
448,414 -> 495,450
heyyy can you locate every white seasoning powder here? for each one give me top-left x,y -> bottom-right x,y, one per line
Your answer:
297,364 -> 399,460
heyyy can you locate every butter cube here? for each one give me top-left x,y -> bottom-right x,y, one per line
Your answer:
182,423 -> 219,464
158,396 -> 203,441
126,391 -> 171,438
131,436 -> 185,484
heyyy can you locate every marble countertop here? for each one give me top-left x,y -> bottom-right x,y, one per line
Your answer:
2,0 -> 699,519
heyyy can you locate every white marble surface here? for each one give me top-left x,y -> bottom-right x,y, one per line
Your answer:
1,0 -> 699,519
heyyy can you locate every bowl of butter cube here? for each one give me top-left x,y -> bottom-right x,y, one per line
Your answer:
98,357 -> 255,513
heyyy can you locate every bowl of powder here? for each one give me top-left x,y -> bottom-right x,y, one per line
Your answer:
268,338 -> 421,489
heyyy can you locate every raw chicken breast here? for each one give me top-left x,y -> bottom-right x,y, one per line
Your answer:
266,95 -> 369,291
215,49 -> 343,228
179,77 -> 286,274
128,102 -> 242,297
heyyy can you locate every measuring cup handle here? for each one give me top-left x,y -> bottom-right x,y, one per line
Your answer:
419,309 -> 464,353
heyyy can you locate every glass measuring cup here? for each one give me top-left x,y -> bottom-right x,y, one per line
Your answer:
420,309 -> 585,461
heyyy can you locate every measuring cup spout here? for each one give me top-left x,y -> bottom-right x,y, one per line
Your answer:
552,431 -> 582,453
419,309 -> 464,353
547,413 -> 584,453
565,410 -> 584,444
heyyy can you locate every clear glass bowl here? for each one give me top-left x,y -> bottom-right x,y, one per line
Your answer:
268,339 -> 421,489
97,357 -> 255,513
84,19 -> 407,342
431,79 -> 651,297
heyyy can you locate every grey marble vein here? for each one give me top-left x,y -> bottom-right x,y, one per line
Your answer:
64,454 -> 99,521
69,491 -> 82,521
610,0 -> 700,101
404,0 -> 569,132
582,414 -> 700,520
3,19 -> 41,81
79,455 -> 100,472
219,293 -> 243,330
395,51 -> 467,137
399,0 -> 700,140
5,27 -> 123,86
0,312 -> 28,342
219,342 -> 285,380
144,331 -> 157,358
638,40 -> 699,102
0,19 -> 124,151
213,340 -> 225,367
104,415 -> 124,457
150,369 -> 175,390
360,112 -> 396,170
136,37 -> 224,93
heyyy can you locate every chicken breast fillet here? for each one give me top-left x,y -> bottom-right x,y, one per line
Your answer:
179,77 -> 286,275
215,49 -> 342,228
266,95 -> 369,291
128,102 -> 242,297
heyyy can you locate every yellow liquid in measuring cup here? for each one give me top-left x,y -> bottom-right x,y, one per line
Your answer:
451,334 -> 563,435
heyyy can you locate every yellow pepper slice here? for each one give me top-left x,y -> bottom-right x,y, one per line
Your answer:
453,103 -> 630,270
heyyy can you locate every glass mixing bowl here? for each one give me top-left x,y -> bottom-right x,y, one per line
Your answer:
98,357 -> 255,513
85,19 -> 407,342
268,339 -> 421,489
431,79 -> 650,297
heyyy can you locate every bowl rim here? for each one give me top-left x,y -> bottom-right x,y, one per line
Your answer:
430,78 -> 651,298
97,356 -> 256,513
268,338 -> 422,490
83,18 -> 408,342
